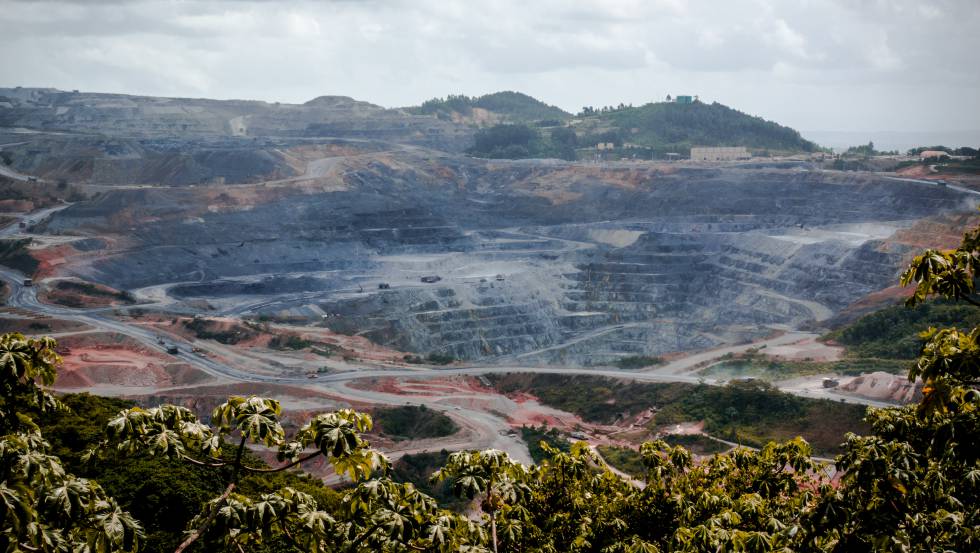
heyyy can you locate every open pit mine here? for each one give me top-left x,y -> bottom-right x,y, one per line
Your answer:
1,87 -> 976,464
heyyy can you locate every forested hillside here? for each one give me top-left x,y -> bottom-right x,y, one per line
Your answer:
465,99 -> 819,160
826,301 -> 980,360
409,91 -> 570,123
598,101 -> 819,153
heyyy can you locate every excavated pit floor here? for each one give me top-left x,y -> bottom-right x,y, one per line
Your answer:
36,159 -> 977,366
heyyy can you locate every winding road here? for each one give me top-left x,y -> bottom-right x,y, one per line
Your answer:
0,204 -> 899,465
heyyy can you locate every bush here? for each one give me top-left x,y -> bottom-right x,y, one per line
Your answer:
373,405 -> 459,441
521,424 -> 570,463
488,373 -> 867,455
183,318 -> 256,345
268,334 -> 313,350
426,352 -> 455,365
615,355 -> 664,369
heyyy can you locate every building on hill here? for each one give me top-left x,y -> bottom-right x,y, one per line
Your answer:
919,150 -> 950,161
690,146 -> 750,161
675,95 -> 694,104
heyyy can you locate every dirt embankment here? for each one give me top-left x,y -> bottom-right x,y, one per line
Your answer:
163,316 -> 403,364
53,332 -> 211,389
352,375 -> 658,449
0,315 -> 92,335
834,212 -> 980,323
840,371 -> 922,403
39,278 -> 136,308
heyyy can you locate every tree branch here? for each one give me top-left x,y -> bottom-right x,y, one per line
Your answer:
174,482 -> 235,553
231,436 -> 247,484
240,451 -> 322,474
181,455 -> 228,468
347,523 -> 382,552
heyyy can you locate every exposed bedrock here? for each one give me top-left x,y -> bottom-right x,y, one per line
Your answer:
43,160 -> 973,365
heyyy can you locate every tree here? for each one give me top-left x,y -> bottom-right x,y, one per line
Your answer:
93,397 -> 483,552
0,333 -> 142,553
797,214 -> 980,550
433,449 -> 530,553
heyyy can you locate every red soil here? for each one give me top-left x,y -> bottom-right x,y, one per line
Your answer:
53,332 -> 211,389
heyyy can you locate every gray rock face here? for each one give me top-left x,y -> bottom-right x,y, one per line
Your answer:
6,88 -> 968,367
43,152 -> 970,365
0,88 -> 473,157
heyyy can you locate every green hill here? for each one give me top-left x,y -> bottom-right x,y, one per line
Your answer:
410,91 -> 571,124
584,100 -> 818,154
463,98 -> 818,160
825,301 -> 980,360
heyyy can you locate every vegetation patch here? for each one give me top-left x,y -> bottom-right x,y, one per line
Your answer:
488,373 -> 868,455
614,355 -> 664,369
699,351 -> 908,380
267,334 -> 313,350
391,450 -> 468,511
0,238 -> 39,275
700,353 -> 829,381
403,352 -> 457,365
372,405 -> 459,441
825,301 -> 980,360
45,279 -> 136,308
182,317 -> 257,345
596,445 -> 646,478
410,91 -> 570,123
467,123 -> 579,160
36,393 -> 341,553
521,424 -> 571,464
662,433 -> 730,455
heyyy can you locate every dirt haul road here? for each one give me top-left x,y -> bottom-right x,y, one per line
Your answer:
0,208 -> 897,467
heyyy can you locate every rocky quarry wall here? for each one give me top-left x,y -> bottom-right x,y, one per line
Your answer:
39,153 -> 974,366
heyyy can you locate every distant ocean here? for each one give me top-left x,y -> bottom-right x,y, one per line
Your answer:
801,130 -> 980,154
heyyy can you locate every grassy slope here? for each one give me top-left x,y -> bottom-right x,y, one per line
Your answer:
597,101 -> 818,153
825,301 -> 980,360
488,374 -> 867,456
411,91 -> 570,123
698,301 -> 975,381
0,238 -> 39,275
372,405 -> 460,441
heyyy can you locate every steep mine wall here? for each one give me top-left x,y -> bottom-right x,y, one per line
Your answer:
41,158 -> 974,364
0,88 -> 473,153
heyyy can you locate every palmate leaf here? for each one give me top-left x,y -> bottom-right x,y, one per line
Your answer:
0,481 -> 34,536
212,396 -> 285,447
45,478 -> 94,523
624,536 -> 661,553
89,503 -> 142,553
16,450 -> 67,487
0,333 -> 60,384
297,411 -> 370,460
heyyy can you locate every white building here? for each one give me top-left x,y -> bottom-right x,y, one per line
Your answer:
919,150 -> 949,161
690,146 -> 750,161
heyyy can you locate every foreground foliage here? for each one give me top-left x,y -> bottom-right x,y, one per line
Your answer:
5,217 -> 980,551
0,334 -> 142,553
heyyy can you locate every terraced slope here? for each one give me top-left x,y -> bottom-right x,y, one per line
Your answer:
35,148 -> 972,365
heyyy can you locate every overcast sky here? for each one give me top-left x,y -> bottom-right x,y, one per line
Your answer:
1,0 -> 978,139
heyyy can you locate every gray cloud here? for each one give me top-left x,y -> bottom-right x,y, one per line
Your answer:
0,0 -> 977,134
